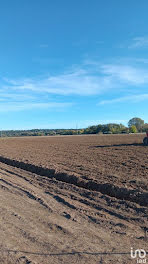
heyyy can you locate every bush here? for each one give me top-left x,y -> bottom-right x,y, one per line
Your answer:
129,125 -> 137,133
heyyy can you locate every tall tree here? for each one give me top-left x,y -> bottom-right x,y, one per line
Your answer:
128,117 -> 144,131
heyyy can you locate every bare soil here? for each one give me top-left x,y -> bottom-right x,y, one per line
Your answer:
0,134 -> 147,263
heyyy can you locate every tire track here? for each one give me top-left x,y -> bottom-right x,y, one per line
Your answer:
0,178 -> 52,212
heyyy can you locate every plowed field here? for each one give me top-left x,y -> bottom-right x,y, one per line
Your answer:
0,134 -> 147,263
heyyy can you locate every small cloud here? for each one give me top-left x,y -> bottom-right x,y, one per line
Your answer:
99,94 -> 148,105
0,102 -> 73,112
101,64 -> 148,85
128,37 -> 148,49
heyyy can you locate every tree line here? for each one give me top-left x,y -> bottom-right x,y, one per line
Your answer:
0,117 -> 147,137
83,117 -> 148,135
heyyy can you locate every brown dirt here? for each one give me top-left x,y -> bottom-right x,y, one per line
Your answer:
0,134 -> 147,263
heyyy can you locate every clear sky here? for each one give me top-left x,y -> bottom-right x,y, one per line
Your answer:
0,0 -> 148,130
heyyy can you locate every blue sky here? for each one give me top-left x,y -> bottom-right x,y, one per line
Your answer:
0,0 -> 148,130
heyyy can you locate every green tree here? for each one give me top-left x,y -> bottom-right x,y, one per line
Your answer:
129,125 -> 137,133
141,123 -> 148,132
128,117 -> 144,132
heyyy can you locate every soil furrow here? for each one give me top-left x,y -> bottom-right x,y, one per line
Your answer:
0,155 -> 147,207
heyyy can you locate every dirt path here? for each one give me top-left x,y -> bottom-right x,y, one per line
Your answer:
0,160 -> 147,264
